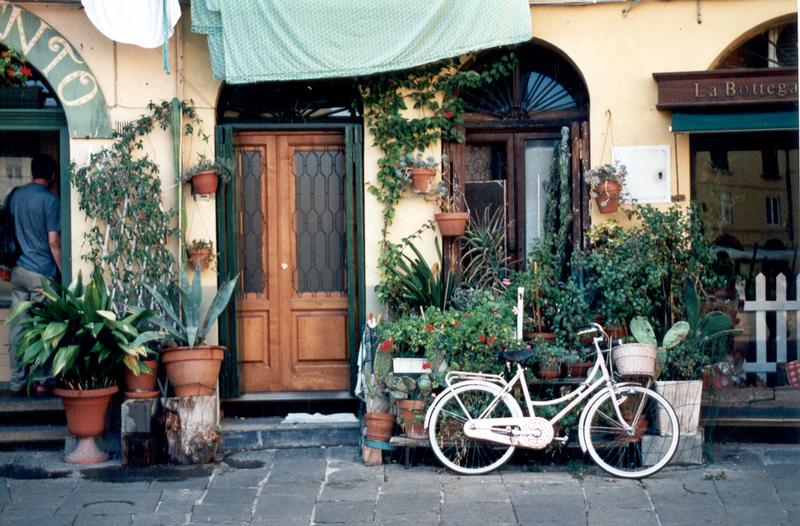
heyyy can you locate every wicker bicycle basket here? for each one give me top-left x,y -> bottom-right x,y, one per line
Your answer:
611,343 -> 657,377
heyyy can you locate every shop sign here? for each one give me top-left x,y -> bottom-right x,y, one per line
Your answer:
653,68 -> 798,110
0,2 -> 112,137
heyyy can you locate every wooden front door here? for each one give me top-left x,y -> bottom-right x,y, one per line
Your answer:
235,132 -> 351,392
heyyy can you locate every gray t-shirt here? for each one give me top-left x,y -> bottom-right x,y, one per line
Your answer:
7,183 -> 60,277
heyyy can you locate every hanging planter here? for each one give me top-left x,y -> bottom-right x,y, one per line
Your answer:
401,152 -> 446,194
585,162 -> 627,214
411,167 -> 436,193
183,154 -> 234,196
187,239 -> 214,270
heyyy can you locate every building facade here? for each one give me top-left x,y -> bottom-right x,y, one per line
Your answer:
0,0 -> 796,398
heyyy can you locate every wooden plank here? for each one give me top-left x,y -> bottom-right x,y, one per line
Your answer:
743,300 -> 800,311
754,274 -> 767,381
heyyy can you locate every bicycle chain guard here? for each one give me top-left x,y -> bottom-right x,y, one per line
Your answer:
516,417 -> 554,449
463,417 -> 555,450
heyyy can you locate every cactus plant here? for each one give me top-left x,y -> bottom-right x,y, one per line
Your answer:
630,316 -> 689,378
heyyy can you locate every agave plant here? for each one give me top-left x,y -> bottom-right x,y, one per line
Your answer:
460,206 -> 509,292
385,239 -> 456,312
7,267 -> 161,390
145,266 -> 238,349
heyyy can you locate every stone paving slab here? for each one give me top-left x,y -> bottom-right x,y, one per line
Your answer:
0,443 -> 797,525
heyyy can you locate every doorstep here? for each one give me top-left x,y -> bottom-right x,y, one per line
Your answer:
222,414 -> 360,451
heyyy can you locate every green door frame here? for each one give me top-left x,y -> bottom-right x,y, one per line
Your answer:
215,123 -> 365,399
0,109 -> 72,286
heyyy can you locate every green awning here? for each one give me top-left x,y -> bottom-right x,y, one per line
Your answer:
191,0 -> 532,84
672,111 -> 799,133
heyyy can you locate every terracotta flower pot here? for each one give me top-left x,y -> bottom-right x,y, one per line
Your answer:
397,399 -> 426,439
190,170 -> 219,195
434,212 -> 469,237
594,179 -> 622,213
365,412 -> 394,442
124,359 -> 159,399
566,361 -> 593,378
534,363 -> 561,380
524,331 -> 557,342
411,167 -> 435,193
187,247 -> 213,271
54,385 -> 118,464
161,345 -> 225,397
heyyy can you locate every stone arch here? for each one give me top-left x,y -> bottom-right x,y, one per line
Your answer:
708,13 -> 797,70
0,3 -> 112,137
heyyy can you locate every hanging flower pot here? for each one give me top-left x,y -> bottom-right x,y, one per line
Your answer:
55,385 -> 118,464
190,170 -> 219,195
434,212 -> 469,237
187,240 -> 214,271
411,167 -> 436,193
594,179 -> 622,213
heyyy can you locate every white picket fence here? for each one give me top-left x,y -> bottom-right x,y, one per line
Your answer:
742,273 -> 800,379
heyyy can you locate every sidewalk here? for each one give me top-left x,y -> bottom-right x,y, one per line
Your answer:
0,443 -> 797,526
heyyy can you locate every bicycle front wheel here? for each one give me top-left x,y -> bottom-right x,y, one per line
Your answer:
428,382 -> 522,475
583,385 -> 679,479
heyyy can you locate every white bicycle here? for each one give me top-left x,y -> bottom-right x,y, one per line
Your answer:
424,323 -> 680,478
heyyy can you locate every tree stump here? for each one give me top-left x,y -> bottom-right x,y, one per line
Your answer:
362,444 -> 383,466
121,398 -> 162,466
164,396 -> 221,464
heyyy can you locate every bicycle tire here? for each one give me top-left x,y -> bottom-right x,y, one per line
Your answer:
428,382 -> 522,475
583,385 -> 680,479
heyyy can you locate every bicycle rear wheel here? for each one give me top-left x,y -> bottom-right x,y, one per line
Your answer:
428,382 -> 522,475
583,385 -> 679,479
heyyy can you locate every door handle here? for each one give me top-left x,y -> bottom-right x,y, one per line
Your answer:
281,263 -> 289,270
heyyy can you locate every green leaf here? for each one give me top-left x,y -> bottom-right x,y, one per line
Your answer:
663,321 -> 690,349
6,300 -> 34,323
198,275 -> 238,344
51,345 -> 79,378
630,316 -> 657,346
684,281 -> 700,327
697,312 -> 733,340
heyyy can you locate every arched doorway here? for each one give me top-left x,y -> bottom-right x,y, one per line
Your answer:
216,80 -> 363,395
448,42 -> 590,265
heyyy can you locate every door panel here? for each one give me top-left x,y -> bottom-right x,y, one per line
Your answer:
235,132 -> 349,392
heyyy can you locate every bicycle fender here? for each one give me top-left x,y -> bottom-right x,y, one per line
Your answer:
577,382 -> 643,453
423,380 -> 507,430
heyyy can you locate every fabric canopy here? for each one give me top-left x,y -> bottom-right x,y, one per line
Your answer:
671,111 -> 799,133
191,0 -> 532,84
82,0 -> 181,49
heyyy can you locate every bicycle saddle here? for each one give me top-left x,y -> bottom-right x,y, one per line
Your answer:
498,347 -> 536,363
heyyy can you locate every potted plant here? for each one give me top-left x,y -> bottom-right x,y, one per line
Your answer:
187,239 -> 214,271
585,162 -> 627,213
385,373 -> 432,439
182,154 -> 234,196
632,283 -> 741,435
533,341 -> 567,380
123,346 -> 160,399
399,152 -> 446,194
146,266 -> 238,397
361,325 -> 395,443
0,48 -> 38,108
434,177 -> 469,237
563,346 -> 593,379
8,268 -> 160,463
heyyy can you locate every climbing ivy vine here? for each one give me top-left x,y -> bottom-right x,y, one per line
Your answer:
71,100 -> 206,315
359,54 -> 517,309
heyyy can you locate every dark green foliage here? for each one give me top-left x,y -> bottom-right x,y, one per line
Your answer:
8,268 -> 161,390
460,206 -> 509,292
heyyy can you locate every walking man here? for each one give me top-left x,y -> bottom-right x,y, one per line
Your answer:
6,153 -> 62,395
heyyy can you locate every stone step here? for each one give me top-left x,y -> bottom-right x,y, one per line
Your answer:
222,416 -> 360,450
0,396 -> 63,413
0,424 -> 69,445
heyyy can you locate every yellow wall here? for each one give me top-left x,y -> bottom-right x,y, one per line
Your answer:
530,0 -> 795,226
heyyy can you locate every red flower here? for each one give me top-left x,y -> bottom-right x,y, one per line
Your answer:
422,361 -> 432,370
378,338 -> 393,353
487,337 -> 496,345
20,66 -> 31,77
425,323 -> 435,332
444,111 -> 455,119
478,334 -> 487,344
453,320 -> 461,327
7,69 -> 15,79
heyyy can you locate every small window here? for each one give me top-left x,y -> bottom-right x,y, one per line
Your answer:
720,192 -> 733,225
765,196 -> 781,226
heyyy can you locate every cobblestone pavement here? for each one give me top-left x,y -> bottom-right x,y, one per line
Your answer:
0,443 -> 797,526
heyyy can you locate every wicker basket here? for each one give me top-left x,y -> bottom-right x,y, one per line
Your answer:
612,343 -> 657,377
